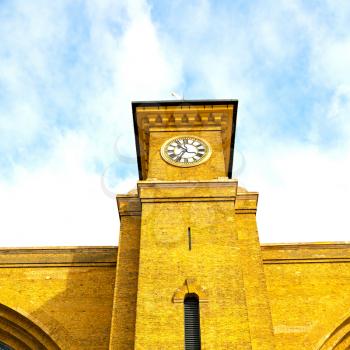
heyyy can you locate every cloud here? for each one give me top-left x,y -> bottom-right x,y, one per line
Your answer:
150,0 -> 350,242
1,0 -> 350,246
0,131 -> 123,246
0,0 -> 181,246
240,141 -> 350,242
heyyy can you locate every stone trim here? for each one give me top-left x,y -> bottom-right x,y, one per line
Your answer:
0,303 -> 61,349
117,196 -> 141,217
262,242 -> 350,264
317,313 -> 350,350
0,247 -> 117,267
172,278 -> 209,303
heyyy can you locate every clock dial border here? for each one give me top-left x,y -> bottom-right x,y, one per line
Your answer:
160,135 -> 212,167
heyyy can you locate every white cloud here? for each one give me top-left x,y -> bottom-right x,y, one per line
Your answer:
169,0 -> 350,243
0,0 -> 182,246
239,141 -> 350,242
1,0 -> 350,247
0,131 -> 137,246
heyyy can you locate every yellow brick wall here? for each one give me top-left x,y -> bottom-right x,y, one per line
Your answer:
109,198 -> 141,349
3,239 -> 350,349
135,199 -> 251,349
133,182 -> 275,350
262,244 -> 350,350
0,247 -> 116,350
235,212 -> 275,350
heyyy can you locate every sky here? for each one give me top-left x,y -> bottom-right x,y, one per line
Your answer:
0,0 -> 350,246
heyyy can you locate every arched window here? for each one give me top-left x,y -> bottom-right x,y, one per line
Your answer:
0,303 -> 60,349
0,342 -> 13,350
184,293 -> 201,350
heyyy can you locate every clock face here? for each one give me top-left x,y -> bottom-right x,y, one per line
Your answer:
160,136 -> 212,167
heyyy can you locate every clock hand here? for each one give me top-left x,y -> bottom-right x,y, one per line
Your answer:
175,150 -> 185,161
176,140 -> 186,151
182,145 -> 197,154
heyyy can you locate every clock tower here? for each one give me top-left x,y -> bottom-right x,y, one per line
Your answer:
109,100 -> 275,349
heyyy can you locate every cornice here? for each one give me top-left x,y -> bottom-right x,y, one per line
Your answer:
117,195 -> 141,217
261,242 -> 350,264
116,180 -> 259,211
235,192 -> 259,214
138,178 -> 238,188
137,179 -> 238,203
6,243 -> 350,267
0,246 -> 117,268
262,242 -> 350,250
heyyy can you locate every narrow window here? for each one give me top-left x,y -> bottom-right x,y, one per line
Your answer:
187,227 -> 192,251
184,293 -> 201,350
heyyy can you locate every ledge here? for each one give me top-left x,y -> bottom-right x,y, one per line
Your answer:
261,242 -> 350,264
137,179 -> 238,203
0,246 -> 118,268
117,195 -> 141,217
2,242 -> 350,267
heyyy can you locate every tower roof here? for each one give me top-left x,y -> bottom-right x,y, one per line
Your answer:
132,99 -> 238,180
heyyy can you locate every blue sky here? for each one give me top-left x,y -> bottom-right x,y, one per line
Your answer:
0,0 -> 350,246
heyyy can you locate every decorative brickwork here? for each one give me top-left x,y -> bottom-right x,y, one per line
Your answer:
172,278 -> 209,303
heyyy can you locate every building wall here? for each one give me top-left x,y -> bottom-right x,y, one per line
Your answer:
131,182 -> 275,350
0,247 -> 117,350
1,243 -> 350,349
109,193 -> 141,349
262,243 -> 350,350
134,198 -> 254,349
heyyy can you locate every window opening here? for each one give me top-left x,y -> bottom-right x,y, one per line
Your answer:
0,342 -> 13,350
184,293 -> 201,350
